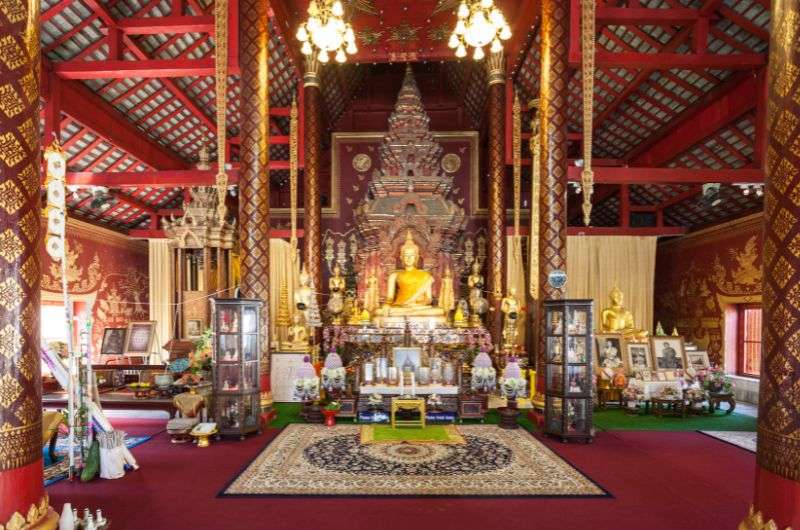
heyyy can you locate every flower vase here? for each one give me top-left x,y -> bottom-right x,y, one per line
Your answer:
322,409 -> 338,427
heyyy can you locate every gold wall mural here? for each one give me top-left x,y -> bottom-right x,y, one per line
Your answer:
654,214 -> 762,366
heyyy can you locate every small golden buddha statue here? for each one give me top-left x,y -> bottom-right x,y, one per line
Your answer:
453,302 -> 468,328
363,266 -> 380,314
600,286 -> 648,341
375,231 -> 445,323
500,287 -> 522,351
327,265 -> 345,324
283,313 -> 310,352
347,302 -> 361,325
438,266 -> 455,313
467,261 -> 487,326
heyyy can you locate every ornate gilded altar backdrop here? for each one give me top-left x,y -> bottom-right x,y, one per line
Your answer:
0,0 -> 56,526
749,0 -> 800,526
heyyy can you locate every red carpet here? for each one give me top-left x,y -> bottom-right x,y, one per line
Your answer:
47,420 -> 754,530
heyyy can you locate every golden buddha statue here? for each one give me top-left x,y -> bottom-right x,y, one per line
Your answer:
600,286 -> 648,341
438,266 -> 455,313
375,231 -> 445,324
500,287 -> 522,351
363,266 -> 380,314
467,261 -> 487,327
283,313 -> 310,352
327,265 -> 345,324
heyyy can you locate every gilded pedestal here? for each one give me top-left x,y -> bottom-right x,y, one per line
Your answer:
749,1 -> 800,528
536,0 -> 569,374
0,1 -> 55,527
238,0 -> 271,383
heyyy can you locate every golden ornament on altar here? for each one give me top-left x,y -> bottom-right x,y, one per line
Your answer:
347,302 -> 362,325
438,266 -> 455,313
363,266 -> 380,313
453,299 -> 468,328
328,265 -> 345,325
374,231 -> 446,324
600,286 -> 648,341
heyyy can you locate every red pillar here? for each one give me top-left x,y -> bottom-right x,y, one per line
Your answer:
303,56 -> 323,312
0,0 -> 57,527
486,51 -> 506,342
537,0 -> 569,376
746,1 -> 800,528
238,0 -> 271,400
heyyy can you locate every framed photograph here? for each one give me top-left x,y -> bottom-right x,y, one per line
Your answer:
595,334 -> 624,372
393,347 -> 422,371
651,336 -> 686,370
566,366 -> 589,394
686,350 -> 711,370
124,321 -> 156,355
547,337 -> 563,362
567,309 -> 588,335
625,342 -> 652,373
567,337 -> 588,363
640,369 -> 653,382
100,327 -> 126,356
548,310 -> 564,335
186,319 -> 203,339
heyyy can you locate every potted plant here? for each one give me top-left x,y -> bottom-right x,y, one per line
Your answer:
702,367 -> 732,394
622,384 -> 644,415
322,401 -> 341,427
685,386 -> 707,412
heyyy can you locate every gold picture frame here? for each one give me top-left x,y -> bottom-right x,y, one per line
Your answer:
624,341 -> 653,374
594,333 -> 625,373
686,350 -> 711,371
124,321 -> 157,355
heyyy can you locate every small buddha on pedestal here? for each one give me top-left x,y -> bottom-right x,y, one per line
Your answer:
500,287 -> 522,353
283,313 -> 311,352
327,265 -> 345,325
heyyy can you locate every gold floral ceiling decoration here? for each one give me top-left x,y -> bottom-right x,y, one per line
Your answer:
428,23 -> 450,42
432,0 -> 460,16
357,27 -> 383,45
344,0 -> 379,15
389,22 -> 420,42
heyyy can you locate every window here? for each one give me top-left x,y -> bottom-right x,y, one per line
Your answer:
737,304 -> 762,378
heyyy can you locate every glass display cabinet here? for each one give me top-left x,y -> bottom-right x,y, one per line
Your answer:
544,299 -> 594,443
211,297 -> 262,439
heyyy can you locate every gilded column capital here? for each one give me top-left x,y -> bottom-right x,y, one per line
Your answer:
303,55 -> 320,88
486,51 -> 506,86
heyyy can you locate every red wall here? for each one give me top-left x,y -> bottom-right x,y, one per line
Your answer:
40,219 -> 149,359
654,214 -> 763,366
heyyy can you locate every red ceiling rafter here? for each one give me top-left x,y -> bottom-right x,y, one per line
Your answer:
631,73 -> 758,167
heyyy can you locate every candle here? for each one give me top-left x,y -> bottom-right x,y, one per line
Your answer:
364,362 -> 374,384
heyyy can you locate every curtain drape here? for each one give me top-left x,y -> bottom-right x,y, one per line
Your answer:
269,238 -> 301,348
148,239 -> 173,361
566,236 -> 657,332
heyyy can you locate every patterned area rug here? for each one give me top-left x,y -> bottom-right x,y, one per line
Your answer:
221,425 -> 608,497
360,425 -> 465,445
44,435 -> 151,486
699,431 -> 757,453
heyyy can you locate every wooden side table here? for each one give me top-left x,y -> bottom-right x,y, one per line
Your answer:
652,397 -> 686,418
708,393 -> 736,414
391,397 -> 426,428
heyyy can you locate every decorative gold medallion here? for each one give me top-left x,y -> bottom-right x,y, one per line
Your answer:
352,153 -> 372,172
0,83 -> 24,118
0,373 -> 22,408
357,27 -> 383,45
0,228 -> 23,263
0,324 -> 22,359
0,277 -> 22,310
441,153 -> 461,173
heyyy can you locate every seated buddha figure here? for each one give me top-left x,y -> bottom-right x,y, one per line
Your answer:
377,231 -> 445,321
600,286 -> 648,341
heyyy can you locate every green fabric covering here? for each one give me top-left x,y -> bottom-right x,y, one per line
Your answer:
366,424 -> 459,443
80,440 -> 99,482
270,403 -> 756,432
593,409 -> 757,431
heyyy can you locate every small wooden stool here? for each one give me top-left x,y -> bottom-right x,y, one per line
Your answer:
391,397 -> 426,429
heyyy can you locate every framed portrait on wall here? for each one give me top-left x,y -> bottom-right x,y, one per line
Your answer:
625,342 -> 652,373
650,336 -> 686,370
124,321 -> 156,355
186,319 -> 203,339
595,334 -> 624,372
100,328 -> 127,356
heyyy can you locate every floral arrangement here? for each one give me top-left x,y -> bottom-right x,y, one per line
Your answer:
685,386 -> 707,402
471,350 -> 497,392
427,393 -> 443,409
292,356 -> 320,401
701,366 -> 733,393
324,400 -> 341,411
321,351 -> 346,391
622,383 -> 644,403
659,385 -> 680,399
367,393 -> 384,409
500,357 -> 527,399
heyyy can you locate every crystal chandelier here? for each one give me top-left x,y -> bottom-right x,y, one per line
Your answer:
296,0 -> 357,64
448,0 -> 511,60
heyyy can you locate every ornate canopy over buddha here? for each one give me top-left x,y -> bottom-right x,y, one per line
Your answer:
354,65 -> 466,310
